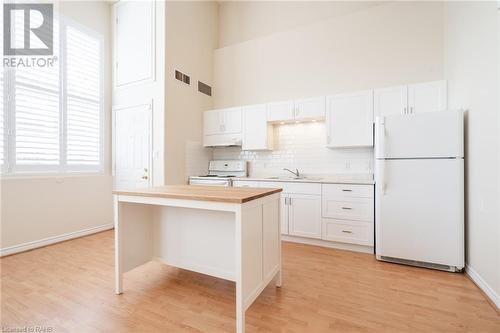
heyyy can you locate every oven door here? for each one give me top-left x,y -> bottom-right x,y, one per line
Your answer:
188,178 -> 231,187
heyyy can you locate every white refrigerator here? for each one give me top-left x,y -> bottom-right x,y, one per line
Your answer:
374,110 -> 464,272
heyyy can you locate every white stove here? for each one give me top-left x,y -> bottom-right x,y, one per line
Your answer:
188,160 -> 247,186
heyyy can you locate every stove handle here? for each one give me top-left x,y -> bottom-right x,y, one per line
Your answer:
189,179 -> 230,186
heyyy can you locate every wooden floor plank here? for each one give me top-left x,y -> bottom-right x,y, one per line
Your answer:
1,230 -> 499,332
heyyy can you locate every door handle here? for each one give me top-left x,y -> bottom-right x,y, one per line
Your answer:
342,230 -> 353,234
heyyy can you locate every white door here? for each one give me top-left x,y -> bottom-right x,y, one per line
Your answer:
114,1 -> 154,87
114,104 -> 151,190
326,90 -> 374,147
408,80 -> 447,114
375,159 -> 464,267
288,194 -> 321,239
281,195 -> 289,235
374,85 -> 408,117
221,107 -> 242,134
243,104 -> 272,150
267,100 -> 295,122
203,110 -> 222,135
294,96 -> 326,120
375,110 -> 463,159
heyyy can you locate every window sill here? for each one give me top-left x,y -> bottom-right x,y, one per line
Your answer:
0,172 -> 109,181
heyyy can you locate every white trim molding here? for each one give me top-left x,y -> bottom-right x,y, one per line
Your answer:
466,265 -> 500,310
0,224 -> 113,257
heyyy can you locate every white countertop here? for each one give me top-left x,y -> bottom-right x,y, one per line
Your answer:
232,174 -> 375,185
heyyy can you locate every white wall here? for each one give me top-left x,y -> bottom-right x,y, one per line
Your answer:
211,1 -> 445,175
165,1 -> 218,184
213,1 -> 444,108
1,1 -> 114,254
444,1 -> 500,307
218,1 -> 384,47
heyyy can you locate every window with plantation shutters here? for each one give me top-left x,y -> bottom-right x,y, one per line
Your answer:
2,15 -> 103,175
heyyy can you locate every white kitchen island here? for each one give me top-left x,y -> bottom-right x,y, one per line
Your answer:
113,185 -> 282,333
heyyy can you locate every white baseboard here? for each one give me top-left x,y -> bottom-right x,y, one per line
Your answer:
281,235 -> 374,254
465,265 -> 500,310
0,224 -> 114,257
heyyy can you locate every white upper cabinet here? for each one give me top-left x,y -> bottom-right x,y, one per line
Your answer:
222,107 -> 243,134
203,108 -> 242,146
294,96 -> 326,120
243,104 -> 273,151
374,85 -> 408,118
203,110 -> 222,136
326,90 -> 374,148
408,80 -> 447,114
374,80 -> 447,117
267,100 -> 295,122
267,97 -> 325,122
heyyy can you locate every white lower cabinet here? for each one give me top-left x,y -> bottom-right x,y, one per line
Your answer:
321,183 -> 374,246
233,180 -> 374,247
322,219 -> 373,246
287,194 -> 322,239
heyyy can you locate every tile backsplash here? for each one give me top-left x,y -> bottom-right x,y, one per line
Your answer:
213,122 -> 373,177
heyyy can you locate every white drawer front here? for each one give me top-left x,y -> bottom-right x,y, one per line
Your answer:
322,197 -> 373,222
322,184 -> 374,198
322,219 -> 373,246
259,181 -> 321,195
233,180 -> 260,188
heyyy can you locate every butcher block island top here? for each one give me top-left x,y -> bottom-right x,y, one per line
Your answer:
113,185 -> 282,203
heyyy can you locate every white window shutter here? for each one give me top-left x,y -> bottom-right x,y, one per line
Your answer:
14,17 -> 60,167
66,26 -> 101,167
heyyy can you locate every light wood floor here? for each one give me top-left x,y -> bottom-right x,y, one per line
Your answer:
1,231 -> 499,332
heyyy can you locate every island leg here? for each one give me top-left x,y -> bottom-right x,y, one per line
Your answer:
235,208 -> 245,333
114,196 -> 123,294
276,205 -> 282,288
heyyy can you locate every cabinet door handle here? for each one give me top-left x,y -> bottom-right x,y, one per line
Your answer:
342,230 -> 353,234
410,106 -> 414,114
289,198 -> 292,205
341,207 -> 352,210
342,189 -> 352,192
404,107 -> 407,114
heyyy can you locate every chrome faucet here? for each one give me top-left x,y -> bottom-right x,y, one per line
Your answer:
283,168 -> 300,178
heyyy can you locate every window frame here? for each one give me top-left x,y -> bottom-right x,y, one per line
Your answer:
1,14 -> 105,176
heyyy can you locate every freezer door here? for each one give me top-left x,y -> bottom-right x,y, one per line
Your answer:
375,159 -> 464,268
375,110 -> 463,159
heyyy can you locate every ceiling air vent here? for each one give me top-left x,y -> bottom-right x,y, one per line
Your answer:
198,81 -> 212,96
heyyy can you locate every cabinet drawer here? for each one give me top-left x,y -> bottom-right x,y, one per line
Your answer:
322,184 -> 373,198
260,181 -> 321,195
322,197 -> 373,222
232,180 -> 260,188
322,219 -> 373,246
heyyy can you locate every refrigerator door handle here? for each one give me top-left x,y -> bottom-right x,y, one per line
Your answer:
379,160 -> 386,195
375,116 -> 386,159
